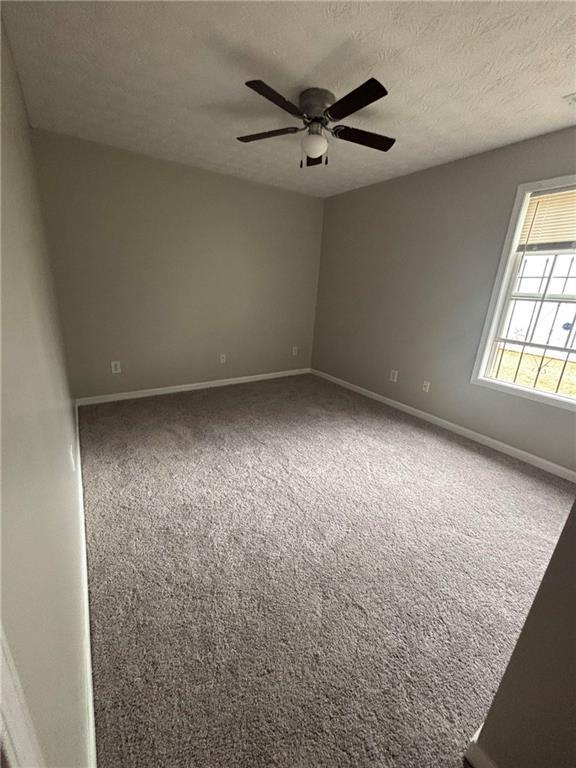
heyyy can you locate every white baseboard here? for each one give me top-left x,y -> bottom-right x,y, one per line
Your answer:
311,369 -> 576,484
1,625 -> 46,767
464,726 -> 499,768
76,368 -> 312,407
74,404 -> 98,767
465,742 -> 499,768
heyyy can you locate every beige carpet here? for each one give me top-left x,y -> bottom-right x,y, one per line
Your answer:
80,374 -> 574,768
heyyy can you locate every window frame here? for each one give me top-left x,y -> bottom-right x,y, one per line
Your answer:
471,174 -> 576,412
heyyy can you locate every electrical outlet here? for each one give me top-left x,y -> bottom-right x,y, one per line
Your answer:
422,380 -> 431,393
292,345 -> 299,357
111,360 -> 121,374
219,352 -> 227,364
390,369 -> 398,383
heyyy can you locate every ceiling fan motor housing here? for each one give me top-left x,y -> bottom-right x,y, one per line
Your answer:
298,88 -> 336,120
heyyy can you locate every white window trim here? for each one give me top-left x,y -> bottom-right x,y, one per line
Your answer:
471,174 -> 576,412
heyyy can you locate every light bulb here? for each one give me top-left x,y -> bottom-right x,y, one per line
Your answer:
301,131 -> 328,159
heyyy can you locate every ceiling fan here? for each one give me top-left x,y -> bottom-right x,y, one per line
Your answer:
237,78 -> 395,167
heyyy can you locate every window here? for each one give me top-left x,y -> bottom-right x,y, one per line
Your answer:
473,176 -> 576,409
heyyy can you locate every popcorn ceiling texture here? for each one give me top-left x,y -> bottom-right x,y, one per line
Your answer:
4,1 -> 575,197
79,375 -> 574,768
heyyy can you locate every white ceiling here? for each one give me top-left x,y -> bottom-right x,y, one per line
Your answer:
4,1 -> 576,197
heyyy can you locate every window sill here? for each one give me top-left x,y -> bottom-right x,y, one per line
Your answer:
472,375 -> 576,412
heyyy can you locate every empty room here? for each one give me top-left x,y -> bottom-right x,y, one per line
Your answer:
2,2 -> 575,767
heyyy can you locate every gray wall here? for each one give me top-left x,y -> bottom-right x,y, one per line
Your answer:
1,30 -> 94,767
313,128 -> 576,470
32,131 -> 324,399
476,499 -> 576,768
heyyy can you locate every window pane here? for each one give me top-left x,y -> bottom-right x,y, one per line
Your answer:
488,342 -> 523,382
513,346 -> 544,387
551,253 -> 575,278
529,302 -> 558,345
548,276 -> 576,295
489,341 -> 576,397
547,303 -> 576,348
557,353 -> 576,397
514,254 -> 551,295
501,300 -> 535,342
534,350 -> 568,393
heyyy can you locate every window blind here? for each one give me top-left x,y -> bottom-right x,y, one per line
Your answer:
518,188 -> 576,247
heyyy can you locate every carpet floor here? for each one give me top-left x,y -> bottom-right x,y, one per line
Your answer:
80,374 -> 574,768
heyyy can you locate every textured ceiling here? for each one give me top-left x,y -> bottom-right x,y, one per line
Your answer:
4,1 -> 576,197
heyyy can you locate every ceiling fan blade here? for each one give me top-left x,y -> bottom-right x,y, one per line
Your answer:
237,127 -> 300,143
332,125 -> 396,152
306,155 -> 323,167
245,80 -> 304,118
325,78 -> 388,121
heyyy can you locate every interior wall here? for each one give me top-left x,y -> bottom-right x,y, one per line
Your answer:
313,127 -> 576,471
1,28 -> 95,768
31,131 -> 324,399
475,498 -> 576,768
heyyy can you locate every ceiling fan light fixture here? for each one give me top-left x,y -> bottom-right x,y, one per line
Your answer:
301,130 -> 328,159
238,78 -> 395,166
